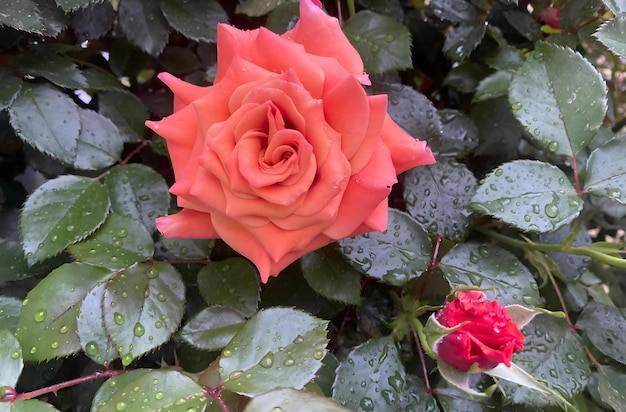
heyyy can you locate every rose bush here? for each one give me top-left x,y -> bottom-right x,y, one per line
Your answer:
433,291 -> 525,372
147,0 -> 435,281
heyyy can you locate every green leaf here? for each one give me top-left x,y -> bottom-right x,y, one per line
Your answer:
0,68 -> 22,110
576,302 -> 626,364
75,108 -> 123,170
339,209 -> 432,286
104,164 -> 170,233
0,400 -> 61,412
118,0 -> 170,56
433,109 -> 479,158
71,2 -> 115,41
0,241 -> 30,282
603,0 -> 626,15
219,307 -> 329,396
15,51 -> 87,89
197,258 -> 260,318
436,382 -> 499,412
403,159 -> 477,241
15,263 -> 114,361
0,296 -> 22,332
55,0 -> 100,12
68,213 -> 154,269
90,369 -> 152,411
9,83 -> 81,165
158,237 -> 214,259
560,0 -> 602,30
98,90 -> 148,143
245,388 -> 351,412
471,97 -> 523,158
439,242 -> 542,306
584,135 -> 626,204
91,370 -> 206,412
19,175 -> 110,265
0,329 -> 22,387
443,23 -> 486,61
343,11 -> 412,74
370,82 -> 442,146
180,306 -> 246,351
301,244 -> 362,305
538,225 -> 591,281
503,10 -> 542,41
500,314 -> 590,406
598,365 -> 626,412
429,0 -> 478,23
0,0 -> 44,33
77,283 -> 118,365
508,42 -> 607,156
102,262 -> 185,366
470,160 -> 583,232
236,0 -> 291,16
332,337 -> 437,411
473,71 -> 512,103
159,0 -> 227,43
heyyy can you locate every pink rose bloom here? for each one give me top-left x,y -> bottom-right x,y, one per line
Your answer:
147,0 -> 435,282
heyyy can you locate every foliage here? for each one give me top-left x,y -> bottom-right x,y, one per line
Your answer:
1,0 -> 626,411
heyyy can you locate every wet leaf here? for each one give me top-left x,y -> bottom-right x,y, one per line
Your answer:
15,263 -> 114,361
598,365 -> 626,412
470,160 -> 583,233
473,71 -> 512,103
159,0 -> 227,42
332,337 -> 438,411
0,0 -> 44,33
68,213 -> 154,269
245,388 -> 351,412
98,90 -> 148,144
508,42 -> 607,156
158,237 -> 214,259
301,244 -> 362,305
537,225 -> 591,281
0,241 -> 30,282
72,2 -> 115,41
104,164 -> 170,233
500,314 -> 590,406
19,175 -> 110,265
0,68 -> 22,110
339,209 -> 431,286
439,242 -> 541,306
219,307 -> 328,396
577,302 -> 626,365
55,0 -> 100,12
15,51 -> 86,89
443,23 -> 486,61
118,0 -> 169,56
180,306 -> 246,352
584,135 -> 626,204
75,109 -> 123,170
343,11 -> 412,74
0,400 -> 61,411
103,262 -> 185,366
9,83 -> 81,166
236,0 -> 288,16
91,369 -> 206,412
429,0 -> 478,23
197,258 -> 260,318
0,296 -> 22,332
0,329 -> 22,387
77,283 -> 118,365
404,159 -> 477,241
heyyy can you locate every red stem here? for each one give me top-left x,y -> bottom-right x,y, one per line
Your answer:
203,385 -> 230,412
418,235 -> 442,300
571,153 -> 582,195
5,369 -> 125,402
411,326 -> 433,395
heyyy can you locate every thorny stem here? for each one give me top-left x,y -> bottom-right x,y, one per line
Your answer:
417,235 -> 442,300
95,139 -> 151,180
346,0 -> 356,17
570,154 -> 582,195
545,267 -> 575,331
411,326 -> 433,395
476,227 -> 626,268
2,369 -> 125,402
203,385 -> 230,412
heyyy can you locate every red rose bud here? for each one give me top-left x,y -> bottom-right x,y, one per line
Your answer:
434,291 -> 525,372
538,7 -> 560,30
147,0 -> 435,282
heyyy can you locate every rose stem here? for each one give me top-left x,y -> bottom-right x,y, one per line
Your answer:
411,326 -> 433,395
203,385 -> 230,412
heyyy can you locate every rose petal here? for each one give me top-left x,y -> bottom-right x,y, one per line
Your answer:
156,209 -> 219,239
323,141 -> 396,239
284,0 -> 365,78
380,114 -> 436,173
215,24 -> 260,83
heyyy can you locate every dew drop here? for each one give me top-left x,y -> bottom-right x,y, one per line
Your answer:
51,341 -> 59,349
10,351 -> 20,359
117,229 -> 128,238
259,352 -> 274,368
511,102 -> 522,111
133,322 -> 145,337
222,349 -> 233,358
116,401 -> 127,411
548,141 -> 559,152
494,168 -> 503,177
85,341 -> 99,356
156,293 -> 166,302
359,397 -> 374,411
155,391 -> 164,400
114,312 -> 125,325
121,353 -> 133,366
229,370 -> 244,380
34,309 -> 47,323
544,203 -> 559,218
283,356 -> 295,366
145,267 -> 159,279
313,350 -> 324,360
